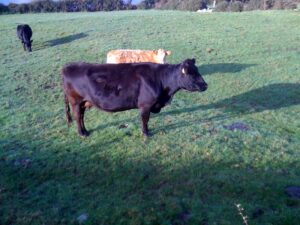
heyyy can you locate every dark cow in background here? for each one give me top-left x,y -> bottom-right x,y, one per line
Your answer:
62,59 -> 208,137
17,24 -> 33,52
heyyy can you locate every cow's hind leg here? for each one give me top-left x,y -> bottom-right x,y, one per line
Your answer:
64,94 -> 72,126
71,103 -> 88,137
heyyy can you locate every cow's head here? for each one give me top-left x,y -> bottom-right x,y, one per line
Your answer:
154,49 -> 172,64
24,39 -> 33,52
178,58 -> 207,92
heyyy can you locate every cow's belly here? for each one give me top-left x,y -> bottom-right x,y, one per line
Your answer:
89,91 -> 138,112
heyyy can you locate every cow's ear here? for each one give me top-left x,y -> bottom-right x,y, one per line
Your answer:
166,50 -> 171,55
191,58 -> 196,64
153,50 -> 158,54
30,40 -> 33,43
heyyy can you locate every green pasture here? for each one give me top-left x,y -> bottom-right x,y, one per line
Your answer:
0,10 -> 300,225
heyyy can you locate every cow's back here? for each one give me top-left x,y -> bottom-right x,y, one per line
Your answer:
17,24 -> 32,40
107,50 -> 159,64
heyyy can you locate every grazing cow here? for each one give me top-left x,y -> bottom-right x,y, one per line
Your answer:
62,59 -> 207,137
106,49 -> 171,64
17,24 -> 33,52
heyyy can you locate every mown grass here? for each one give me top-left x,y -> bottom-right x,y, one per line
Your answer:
0,10 -> 300,225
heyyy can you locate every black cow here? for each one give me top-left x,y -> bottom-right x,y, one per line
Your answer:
62,59 -> 208,137
17,24 -> 33,52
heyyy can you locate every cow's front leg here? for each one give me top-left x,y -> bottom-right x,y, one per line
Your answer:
22,42 -> 26,51
72,103 -> 88,137
80,103 -> 89,136
139,107 -> 151,137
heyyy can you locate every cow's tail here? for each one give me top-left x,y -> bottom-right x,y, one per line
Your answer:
64,93 -> 72,126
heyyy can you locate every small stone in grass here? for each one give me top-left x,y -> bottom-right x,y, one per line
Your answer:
206,48 -> 213,53
285,186 -> 300,199
223,122 -> 250,132
77,213 -> 88,223
14,158 -> 31,168
118,123 -> 128,129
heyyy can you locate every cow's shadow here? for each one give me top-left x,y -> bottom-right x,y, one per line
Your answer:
199,63 -> 256,75
45,32 -> 88,47
154,83 -> 300,132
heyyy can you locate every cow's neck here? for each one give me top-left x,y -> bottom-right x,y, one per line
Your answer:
161,65 -> 181,96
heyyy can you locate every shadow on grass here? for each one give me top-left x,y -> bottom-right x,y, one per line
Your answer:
1,133 -> 300,225
165,83 -> 300,116
46,32 -> 88,47
154,83 -> 300,132
199,63 -> 256,75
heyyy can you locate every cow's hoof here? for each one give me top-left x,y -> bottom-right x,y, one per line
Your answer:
142,131 -> 151,137
66,117 -> 72,125
79,130 -> 90,137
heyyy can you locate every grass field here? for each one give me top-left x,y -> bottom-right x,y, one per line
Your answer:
0,10 -> 300,225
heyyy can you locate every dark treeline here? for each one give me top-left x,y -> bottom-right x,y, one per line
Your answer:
0,0 -> 137,14
0,0 -> 299,14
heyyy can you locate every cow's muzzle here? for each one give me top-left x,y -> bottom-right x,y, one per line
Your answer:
199,83 -> 208,92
